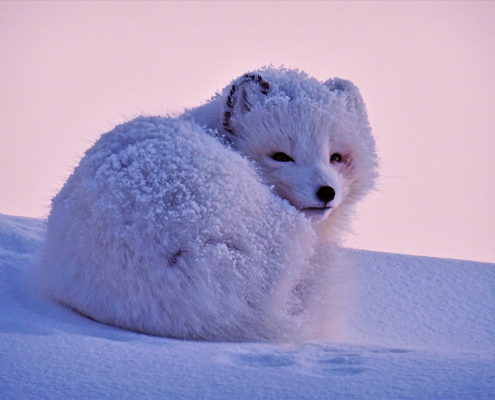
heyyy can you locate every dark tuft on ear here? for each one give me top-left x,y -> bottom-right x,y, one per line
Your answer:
257,75 -> 270,94
223,74 -> 270,135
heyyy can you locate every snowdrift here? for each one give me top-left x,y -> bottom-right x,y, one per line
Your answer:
1,214 -> 494,398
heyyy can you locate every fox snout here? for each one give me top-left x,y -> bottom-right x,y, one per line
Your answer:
316,185 -> 336,203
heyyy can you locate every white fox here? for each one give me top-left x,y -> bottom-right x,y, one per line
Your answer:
36,67 -> 377,342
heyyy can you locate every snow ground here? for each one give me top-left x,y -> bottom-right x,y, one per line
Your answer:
0,213 -> 494,399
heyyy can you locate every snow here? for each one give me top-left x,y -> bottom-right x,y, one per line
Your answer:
1,213 -> 494,398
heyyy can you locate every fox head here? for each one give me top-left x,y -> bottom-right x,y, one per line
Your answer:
188,67 -> 378,237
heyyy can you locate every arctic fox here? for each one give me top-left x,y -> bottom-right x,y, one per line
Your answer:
36,67 -> 377,342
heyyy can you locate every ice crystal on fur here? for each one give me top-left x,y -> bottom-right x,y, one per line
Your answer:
37,67 -> 377,341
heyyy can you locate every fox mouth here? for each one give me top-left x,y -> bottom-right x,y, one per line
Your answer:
301,206 -> 332,216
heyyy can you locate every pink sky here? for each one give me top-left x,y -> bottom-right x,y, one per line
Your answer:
1,1 -> 494,262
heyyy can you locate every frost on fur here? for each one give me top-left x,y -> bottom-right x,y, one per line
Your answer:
37,67 -> 377,342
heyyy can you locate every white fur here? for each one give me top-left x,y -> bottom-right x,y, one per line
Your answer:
36,67 -> 377,342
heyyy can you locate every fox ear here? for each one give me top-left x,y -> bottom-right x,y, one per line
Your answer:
324,78 -> 367,119
222,74 -> 270,136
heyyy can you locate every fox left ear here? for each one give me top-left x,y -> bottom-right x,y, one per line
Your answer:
324,78 -> 367,120
222,74 -> 270,136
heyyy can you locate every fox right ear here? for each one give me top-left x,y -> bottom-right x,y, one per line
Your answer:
324,78 -> 367,122
222,74 -> 270,136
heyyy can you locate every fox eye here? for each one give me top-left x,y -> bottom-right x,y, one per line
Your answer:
271,152 -> 294,162
330,153 -> 343,163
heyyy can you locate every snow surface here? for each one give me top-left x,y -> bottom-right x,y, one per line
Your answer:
1,213 -> 494,398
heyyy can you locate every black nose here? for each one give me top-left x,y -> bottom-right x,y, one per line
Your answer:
316,186 -> 335,203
